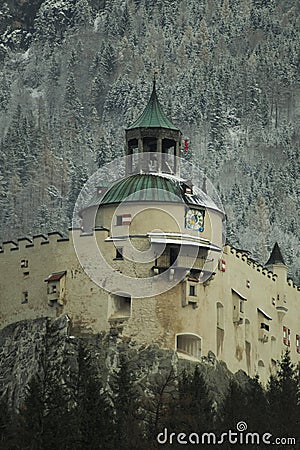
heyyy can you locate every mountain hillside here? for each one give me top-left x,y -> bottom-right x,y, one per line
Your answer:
0,0 -> 299,281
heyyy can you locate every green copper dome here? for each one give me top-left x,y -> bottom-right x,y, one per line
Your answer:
127,80 -> 179,131
86,173 -> 222,213
101,174 -> 183,204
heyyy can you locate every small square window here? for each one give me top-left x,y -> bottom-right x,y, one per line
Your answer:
115,247 -> 123,260
116,216 -> 123,226
23,271 -> 29,278
260,322 -> 269,332
189,285 -> 196,296
47,284 -> 57,294
21,259 -> 28,268
22,291 -> 28,304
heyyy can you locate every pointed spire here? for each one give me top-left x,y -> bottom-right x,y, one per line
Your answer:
127,77 -> 179,131
201,176 -> 208,194
153,68 -> 158,88
266,242 -> 286,266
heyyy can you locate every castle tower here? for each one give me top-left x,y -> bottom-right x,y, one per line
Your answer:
125,77 -> 182,176
265,242 -> 287,281
266,242 -> 288,314
78,79 -> 225,293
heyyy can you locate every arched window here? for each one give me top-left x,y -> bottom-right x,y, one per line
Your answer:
271,358 -> 277,374
245,319 -> 251,343
217,302 -> 224,330
216,302 -> 224,357
176,333 -> 201,359
162,138 -> 176,173
257,360 -> 265,380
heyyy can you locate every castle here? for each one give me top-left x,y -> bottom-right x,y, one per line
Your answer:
0,80 -> 299,382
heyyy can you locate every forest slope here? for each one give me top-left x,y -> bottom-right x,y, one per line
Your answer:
0,0 -> 299,281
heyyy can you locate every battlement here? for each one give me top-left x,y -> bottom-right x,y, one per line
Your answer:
0,232 -> 66,253
226,245 -> 299,291
0,227 -> 114,255
1,232 -> 299,292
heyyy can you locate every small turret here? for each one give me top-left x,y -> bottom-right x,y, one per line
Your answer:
265,242 -> 287,281
125,76 -> 182,176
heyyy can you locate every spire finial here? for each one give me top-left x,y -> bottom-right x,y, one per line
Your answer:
153,68 -> 159,88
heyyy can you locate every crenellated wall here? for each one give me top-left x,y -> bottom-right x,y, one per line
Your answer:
0,230 -> 110,334
0,230 -> 299,383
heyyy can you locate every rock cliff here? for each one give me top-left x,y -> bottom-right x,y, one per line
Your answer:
0,315 -> 248,410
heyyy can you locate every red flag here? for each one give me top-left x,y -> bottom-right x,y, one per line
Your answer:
122,214 -> 131,225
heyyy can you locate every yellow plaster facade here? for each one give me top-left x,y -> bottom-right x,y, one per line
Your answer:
0,223 -> 299,383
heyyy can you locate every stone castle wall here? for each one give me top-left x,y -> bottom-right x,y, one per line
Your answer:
0,230 -> 299,382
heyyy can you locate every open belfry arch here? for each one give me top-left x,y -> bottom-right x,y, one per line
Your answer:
0,78 -> 299,384
125,76 -> 182,176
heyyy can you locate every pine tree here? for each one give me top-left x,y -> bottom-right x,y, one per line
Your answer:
17,375 -> 46,449
76,343 -> 114,450
64,73 -> 84,131
96,135 -> 112,168
67,164 -> 88,222
33,204 -> 52,234
244,375 -> 267,433
0,397 -> 11,450
208,88 -> 227,154
42,372 -> 78,450
254,195 -> 272,263
112,356 -> 142,450
266,350 -> 299,438
17,358 -> 78,450
99,41 -> 117,78
0,72 -> 10,111
3,175 -> 23,239
167,367 -> 213,436
189,366 -> 214,432
218,379 -> 247,431
197,19 -> 210,62
142,368 -> 176,440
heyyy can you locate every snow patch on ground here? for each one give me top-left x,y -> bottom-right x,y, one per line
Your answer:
30,88 -> 44,99
94,13 -> 105,32
21,48 -> 31,60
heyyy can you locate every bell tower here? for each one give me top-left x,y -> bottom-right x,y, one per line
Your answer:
125,76 -> 182,176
